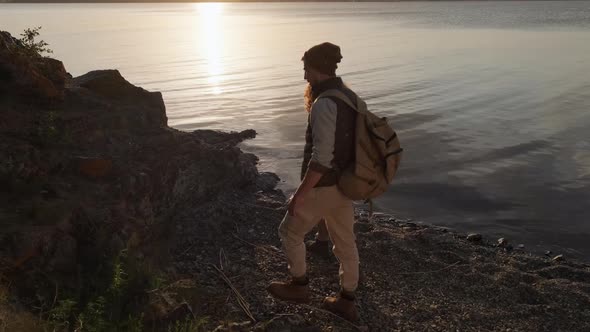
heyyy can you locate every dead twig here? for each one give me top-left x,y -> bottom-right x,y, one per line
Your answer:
231,233 -> 284,259
396,261 -> 465,275
211,264 -> 256,323
180,300 -> 197,320
180,243 -> 196,256
301,304 -> 364,331
219,248 -> 229,271
52,279 -> 58,309
231,233 -> 258,248
219,198 -> 284,215
243,202 -> 284,214
0,271 -> 9,284
146,280 -> 174,294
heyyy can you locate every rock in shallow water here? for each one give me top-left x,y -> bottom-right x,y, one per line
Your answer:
467,233 -> 482,243
553,254 -> 564,262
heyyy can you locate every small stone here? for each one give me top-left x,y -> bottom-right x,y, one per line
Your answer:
226,303 -> 240,313
553,254 -> 564,262
399,221 -> 417,231
466,233 -> 482,242
213,321 -> 252,332
354,222 -> 373,233
544,250 -> 552,256
258,314 -> 306,330
229,321 -> 251,329
228,265 -> 240,275
127,232 -> 141,248
40,188 -> 58,199
75,156 -> 113,178
287,314 -> 306,326
497,238 -> 509,247
517,244 -> 525,250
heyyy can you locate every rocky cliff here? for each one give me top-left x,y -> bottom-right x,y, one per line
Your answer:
0,30 -> 279,331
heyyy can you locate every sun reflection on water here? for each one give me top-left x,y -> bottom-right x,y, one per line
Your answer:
195,3 -> 225,95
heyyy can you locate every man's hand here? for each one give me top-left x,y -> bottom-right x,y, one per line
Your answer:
288,192 -> 305,216
288,166 -> 324,217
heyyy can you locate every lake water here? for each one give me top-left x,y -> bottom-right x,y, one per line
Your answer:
2,1 -> 590,258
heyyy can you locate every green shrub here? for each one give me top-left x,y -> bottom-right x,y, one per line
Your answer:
19,26 -> 53,58
167,317 -> 209,332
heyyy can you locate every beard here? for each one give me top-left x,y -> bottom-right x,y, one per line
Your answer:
304,83 -> 314,113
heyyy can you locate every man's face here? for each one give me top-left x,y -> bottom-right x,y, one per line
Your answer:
304,65 -> 321,86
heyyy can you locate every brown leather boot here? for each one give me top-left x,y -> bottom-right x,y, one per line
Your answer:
267,277 -> 311,304
322,293 -> 359,322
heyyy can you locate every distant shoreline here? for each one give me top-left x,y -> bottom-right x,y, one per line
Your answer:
2,0 -> 579,3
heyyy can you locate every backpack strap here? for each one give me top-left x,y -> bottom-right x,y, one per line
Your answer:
317,89 -> 360,113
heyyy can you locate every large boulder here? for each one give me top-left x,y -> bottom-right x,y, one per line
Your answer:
71,70 -> 168,129
0,30 -> 68,104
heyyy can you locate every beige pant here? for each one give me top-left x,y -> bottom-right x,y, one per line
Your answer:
278,185 -> 359,292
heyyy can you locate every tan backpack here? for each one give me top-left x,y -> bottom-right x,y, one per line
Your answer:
318,89 -> 403,201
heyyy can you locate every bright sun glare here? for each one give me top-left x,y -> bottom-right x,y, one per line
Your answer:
197,2 -> 224,16
195,3 -> 225,95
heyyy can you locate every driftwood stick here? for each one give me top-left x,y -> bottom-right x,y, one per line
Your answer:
180,243 -> 196,256
219,248 -> 228,271
52,280 -> 59,309
396,261 -> 465,275
219,198 -> 283,215
212,264 -> 256,322
301,304 -> 364,331
231,233 -> 284,259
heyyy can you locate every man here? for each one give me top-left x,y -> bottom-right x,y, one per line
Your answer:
268,42 -> 360,321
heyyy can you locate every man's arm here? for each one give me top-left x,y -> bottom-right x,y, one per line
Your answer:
288,168 -> 323,216
289,98 -> 338,216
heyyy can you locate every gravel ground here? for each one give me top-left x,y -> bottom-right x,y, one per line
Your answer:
167,176 -> 590,332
